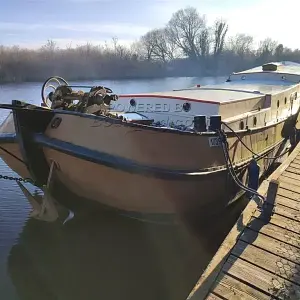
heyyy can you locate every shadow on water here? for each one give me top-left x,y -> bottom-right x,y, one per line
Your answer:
6,191 -> 248,300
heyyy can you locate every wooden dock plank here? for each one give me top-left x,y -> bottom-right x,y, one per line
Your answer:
292,157 -> 300,165
232,240 -> 300,285
211,274 -> 270,300
223,256 -> 300,299
290,162 -> 300,169
282,170 -> 300,181
247,218 -> 300,249
278,181 -> 300,195
240,228 -> 300,264
273,204 -> 300,222
205,294 -> 223,300
286,166 -> 300,175
276,195 -> 300,211
279,175 -> 300,192
277,187 -> 300,202
253,210 -> 300,233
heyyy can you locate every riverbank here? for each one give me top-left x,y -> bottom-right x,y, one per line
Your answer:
0,43 -> 247,84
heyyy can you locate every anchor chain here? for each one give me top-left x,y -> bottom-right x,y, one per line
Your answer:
0,174 -> 33,183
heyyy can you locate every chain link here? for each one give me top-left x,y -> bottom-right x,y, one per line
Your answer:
0,174 -> 33,183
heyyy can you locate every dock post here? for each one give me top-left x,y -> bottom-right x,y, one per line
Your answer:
261,179 -> 279,218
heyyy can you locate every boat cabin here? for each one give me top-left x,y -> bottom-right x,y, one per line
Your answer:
114,62 -> 300,132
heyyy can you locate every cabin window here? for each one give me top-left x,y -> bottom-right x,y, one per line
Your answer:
130,99 -> 136,106
277,100 -> 280,108
253,117 -> 257,127
241,75 -> 246,80
183,102 -> 191,112
239,121 -> 245,130
284,97 -> 287,104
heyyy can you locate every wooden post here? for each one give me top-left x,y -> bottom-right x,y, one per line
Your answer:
262,179 -> 279,218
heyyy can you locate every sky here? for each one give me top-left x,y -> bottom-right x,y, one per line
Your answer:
0,0 -> 298,49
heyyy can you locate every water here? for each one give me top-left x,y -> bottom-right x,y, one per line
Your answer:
0,76 -> 247,300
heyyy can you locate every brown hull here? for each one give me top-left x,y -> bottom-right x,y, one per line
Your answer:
41,142 -> 282,220
32,110 -> 293,217
0,107 -> 296,220
45,112 -> 288,170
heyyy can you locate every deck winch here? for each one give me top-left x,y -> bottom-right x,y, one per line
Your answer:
41,76 -> 118,113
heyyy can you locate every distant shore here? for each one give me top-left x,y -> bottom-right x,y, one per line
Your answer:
1,6 -> 298,85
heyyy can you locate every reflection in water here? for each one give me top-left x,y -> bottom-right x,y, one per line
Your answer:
7,197 -> 247,300
8,212 -> 201,300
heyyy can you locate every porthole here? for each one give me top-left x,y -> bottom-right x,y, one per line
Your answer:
239,121 -> 245,130
282,75 -> 286,81
130,99 -> 136,106
284,97 -> 287,104
241,75 -> 246,80
183,102 -> 191,112
50,117 -> 62,129
277,100 -> 280,108
253,117 -> 257,127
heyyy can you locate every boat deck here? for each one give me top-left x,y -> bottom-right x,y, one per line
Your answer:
236,61 -> 300,76
120,81 -> 294,104
187,142 -> 300,300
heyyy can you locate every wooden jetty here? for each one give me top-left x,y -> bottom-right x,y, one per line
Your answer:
187,142 -> 300,300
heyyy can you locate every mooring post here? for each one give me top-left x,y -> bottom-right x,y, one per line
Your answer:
261,179 -> 279,218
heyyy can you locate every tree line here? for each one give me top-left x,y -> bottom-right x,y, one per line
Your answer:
1,6 -> 300,83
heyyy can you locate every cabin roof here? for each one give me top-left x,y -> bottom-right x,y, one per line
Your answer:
120,62 -> 299,105
120,81 -> 294,105
234,61 -> 300,76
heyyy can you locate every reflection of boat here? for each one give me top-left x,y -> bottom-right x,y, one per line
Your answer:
7,212 -> 207,300
0,62 -> 300,221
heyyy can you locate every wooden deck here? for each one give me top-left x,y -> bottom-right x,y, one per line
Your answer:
187,143 -> 300,300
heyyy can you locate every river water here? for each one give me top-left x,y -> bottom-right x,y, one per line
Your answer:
0,76 -> 247,300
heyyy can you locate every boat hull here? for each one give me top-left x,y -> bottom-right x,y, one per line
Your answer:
0,105 -> 297,222
45,148 -> 237,213
41,137 -> 286,221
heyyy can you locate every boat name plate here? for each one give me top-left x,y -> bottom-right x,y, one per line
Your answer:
208,137 -> 221,147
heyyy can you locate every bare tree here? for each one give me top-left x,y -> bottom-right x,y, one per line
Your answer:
166,7 -> 206,61
213,19 -> 228,57
196,28 -> 211,58
228,33 -> 254,58
139,28 -> 179,63
153,29 -> 179,62
41,39 -> 58,53
257,38 -> 278,57
130,41 -> 144,61
275,43 -> 284,59
140,31 -> 156,61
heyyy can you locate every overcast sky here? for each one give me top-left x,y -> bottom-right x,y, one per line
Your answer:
0,0 -> 298,49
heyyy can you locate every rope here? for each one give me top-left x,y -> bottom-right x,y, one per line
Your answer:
0,145 -> 27,165
222,122 -> 291,160
217,129 -> 265,204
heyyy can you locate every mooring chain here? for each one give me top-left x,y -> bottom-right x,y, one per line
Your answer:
0,174 -> 33,183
